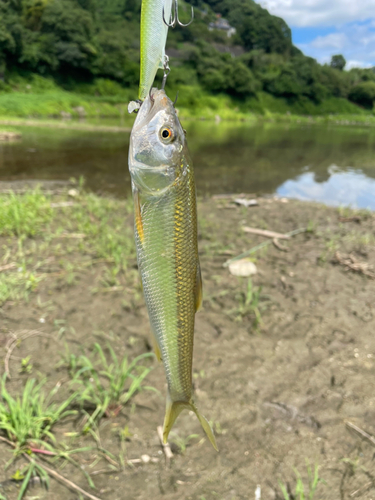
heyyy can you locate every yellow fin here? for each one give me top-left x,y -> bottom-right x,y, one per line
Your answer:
150,332 -> 162,362
163,394 -> 218,451
133,188 -> 144,244
195,262 -> 203,312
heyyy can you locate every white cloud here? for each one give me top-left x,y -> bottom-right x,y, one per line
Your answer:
277,169 -> 375,210
311,33 -> 348,50
257,0 -> 375,28
346,60 -> 373,69
297,22 -> 375,67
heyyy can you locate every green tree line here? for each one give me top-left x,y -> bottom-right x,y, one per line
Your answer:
1,0 -> 375,111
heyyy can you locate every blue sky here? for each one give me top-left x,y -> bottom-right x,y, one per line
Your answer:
254,0 -> 375,69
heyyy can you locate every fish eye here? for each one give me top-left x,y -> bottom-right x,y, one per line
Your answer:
160,127 -> 174,142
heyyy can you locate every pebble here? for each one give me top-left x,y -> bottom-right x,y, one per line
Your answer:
228,259 -> 257,277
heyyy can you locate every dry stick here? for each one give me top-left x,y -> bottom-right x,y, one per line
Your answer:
350,481 -> 373,497
345,421 -> 375,446
272,238 -> 288,252
242,226 -> 290,240
4,330 -> 57,379
0,263 -> 17,273
157,426 -> 173,462
335,252 -> 375,279
223,228 -> 307,267
0,436 -> 103,500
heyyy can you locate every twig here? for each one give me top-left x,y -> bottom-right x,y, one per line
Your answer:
224,228 -> 307,267
50,202 -> 75,208
334,252 -> 375,279
29,447 -> 57,456
350,481 -> 373,497
242,226 -> 290,239
345,421 -> 375,446
339,216 -> 361,223
0,263 -> 17,273
4,330 -> 57,379
0,436 -> 103,500
157,426 -> 173,462
272,238 -> 288,252
31,458 -> 103,500
255,484 -> 261,500
54,233 -> 86,239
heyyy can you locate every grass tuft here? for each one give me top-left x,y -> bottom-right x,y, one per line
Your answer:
0,189 -> 52,237
64,343 -> 155,429
279,462 -> 324,500
0,377 -> 77,453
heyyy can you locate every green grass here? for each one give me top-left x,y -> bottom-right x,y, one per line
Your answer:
0,377 -> 77,453
169,432 -> 199,454
228,278 -> 266,328
0,376 -> 104,499
0,91 -> 129,119
0,270 -> 42,306
0,187 -> 136,306
0,73 -> 371,122
66,192 -> 135,273
279,462 -> 324,500
0,189 -> 53,237
65,343 -> 155,429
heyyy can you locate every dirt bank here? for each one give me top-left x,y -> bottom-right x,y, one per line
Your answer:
0,189 -> 374,500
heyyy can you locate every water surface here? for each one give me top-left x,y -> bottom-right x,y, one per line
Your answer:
1,121 -> 375,209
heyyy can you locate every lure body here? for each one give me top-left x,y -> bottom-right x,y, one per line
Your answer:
139,0 -> 172,101
128,89 -> 217,450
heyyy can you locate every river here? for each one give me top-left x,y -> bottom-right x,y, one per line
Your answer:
1,121 -> 375,209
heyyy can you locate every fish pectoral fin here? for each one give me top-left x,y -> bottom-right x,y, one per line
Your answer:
133,188 -> 145,244
195,262 -> 203,312
163,395 -> 218,451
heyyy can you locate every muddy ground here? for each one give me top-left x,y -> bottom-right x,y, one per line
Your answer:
0,190 -> 375,500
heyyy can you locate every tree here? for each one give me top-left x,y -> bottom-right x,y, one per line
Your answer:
330,54 -> 346,71
348,81 -> 375,108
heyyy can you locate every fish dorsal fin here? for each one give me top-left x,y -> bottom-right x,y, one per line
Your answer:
133,188 -> 145,244
195,262 -> 203,312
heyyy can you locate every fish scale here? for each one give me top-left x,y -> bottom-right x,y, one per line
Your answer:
129,89 -> 218,450
136,161 -> 196,402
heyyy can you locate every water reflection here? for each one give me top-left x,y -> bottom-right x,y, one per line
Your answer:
278,166 -> 375,210
0,122 -> 374,209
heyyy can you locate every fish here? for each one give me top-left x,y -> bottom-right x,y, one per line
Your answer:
139,0 -> 172,101
128,88 -> 218,451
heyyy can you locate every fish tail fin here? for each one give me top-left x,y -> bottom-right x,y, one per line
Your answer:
163,394 -> 186,444
162,395 -> 218,451
190,400 -> 218,451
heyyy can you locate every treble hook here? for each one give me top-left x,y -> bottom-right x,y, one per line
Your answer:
161,56 -> 170,90
163,0 -> 194,28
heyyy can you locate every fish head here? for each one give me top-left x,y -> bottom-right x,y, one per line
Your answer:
129,88 -> 186,194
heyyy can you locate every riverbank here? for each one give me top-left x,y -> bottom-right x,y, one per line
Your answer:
0,79 -> 373,126
0,187 -> 374,500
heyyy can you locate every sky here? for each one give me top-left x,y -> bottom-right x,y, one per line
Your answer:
255,0 -> 375,69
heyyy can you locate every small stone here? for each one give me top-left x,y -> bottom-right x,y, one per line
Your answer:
141,454 -> 151,463
228,259 -> 257,277
233,198 -> 258,208
68,188 -> 79,198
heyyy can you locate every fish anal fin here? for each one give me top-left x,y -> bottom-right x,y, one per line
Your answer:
150,331 -> 162,362
163,394 -> 218,451
134,188 -> 145,244
195,262 -> 203,312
